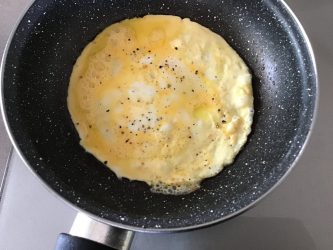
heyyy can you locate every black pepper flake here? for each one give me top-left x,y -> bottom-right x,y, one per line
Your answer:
212,97 -> 215,101
108,54 -> 111,57
159,65 -> 163,69
104,161 -> 108,164
167,84 -> 171,88
128,38 -> 131,41
136,48 -> 140,51
125,139 -> 129,143
195,70 -> 199,75
121,131 -> 124,134
191,89 -> 194,92
76,122 -> 80,125
148,50 -> 151,53
89,125 -> 92,128
222,120 -> 226,123
119,125 -> 122,128
106,109 -> 110,112
218,109 -> 221,112
79,75 -> 83,79
188,136 -> 192,139
174,46 -> 178,50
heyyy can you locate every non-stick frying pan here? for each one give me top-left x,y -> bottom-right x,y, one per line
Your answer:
1,0 -> 317,249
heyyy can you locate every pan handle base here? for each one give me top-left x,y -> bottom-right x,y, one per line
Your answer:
57,212 -> 134,250
55,233 -> 119,250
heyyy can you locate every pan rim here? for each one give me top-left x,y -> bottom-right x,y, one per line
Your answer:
0,0 -> 319,233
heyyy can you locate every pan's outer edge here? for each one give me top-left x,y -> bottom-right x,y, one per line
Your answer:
0,0 -> 319,233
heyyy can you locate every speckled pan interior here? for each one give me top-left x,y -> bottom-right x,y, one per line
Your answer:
2,0 -> 316,231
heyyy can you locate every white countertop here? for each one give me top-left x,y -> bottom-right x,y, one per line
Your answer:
1,0 -> 333,249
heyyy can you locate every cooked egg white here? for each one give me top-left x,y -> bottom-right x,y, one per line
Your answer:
68,15 -> 253,195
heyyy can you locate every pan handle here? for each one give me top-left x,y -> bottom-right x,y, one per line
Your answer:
55,213 -> 134,250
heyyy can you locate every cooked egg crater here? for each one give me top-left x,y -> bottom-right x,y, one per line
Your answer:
68,15 -> 253,194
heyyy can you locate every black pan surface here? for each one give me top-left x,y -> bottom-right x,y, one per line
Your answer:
1,0 -> 317,231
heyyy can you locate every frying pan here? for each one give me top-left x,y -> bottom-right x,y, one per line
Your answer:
0,0 -> 317,249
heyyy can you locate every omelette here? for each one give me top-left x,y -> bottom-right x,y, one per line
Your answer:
68,15 -> 253,195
